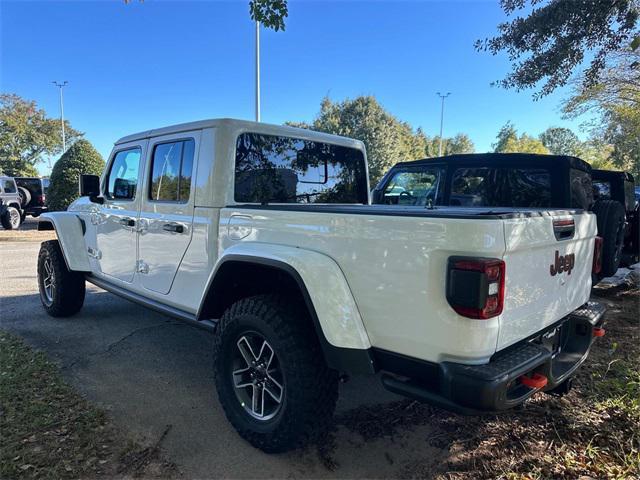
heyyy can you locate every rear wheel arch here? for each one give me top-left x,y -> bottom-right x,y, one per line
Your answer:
199,256 -> 375,374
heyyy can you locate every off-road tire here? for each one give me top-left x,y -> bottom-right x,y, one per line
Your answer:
592,200 -> 626,277
212,294 -> 339,453
37,240 -> 86,317
1,206 -> 21,230
18,186 -> 31,207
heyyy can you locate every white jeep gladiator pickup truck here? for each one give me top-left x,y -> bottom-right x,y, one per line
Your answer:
37,119 -> 606,453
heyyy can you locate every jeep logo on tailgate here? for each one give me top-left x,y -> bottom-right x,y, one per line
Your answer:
550,250 -> 575,276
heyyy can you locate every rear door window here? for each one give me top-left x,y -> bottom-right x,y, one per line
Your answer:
382,168 -> 443,206
149,139 -> 194,203
235,132 -> 368,204
451,167 -> 552,208
450,168 -> 497,206
503,168 -> 551,208
593,180 -> 611,200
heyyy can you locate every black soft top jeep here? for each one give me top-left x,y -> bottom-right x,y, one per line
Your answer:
373,153 -> 633,276
373,153 -> 594,209
591,169 -> 638,266
14,177 -> 49,218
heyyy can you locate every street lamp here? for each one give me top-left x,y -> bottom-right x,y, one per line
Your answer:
255,21 -> 261,122
52,81 -> 68,152
436,92 -> 451,156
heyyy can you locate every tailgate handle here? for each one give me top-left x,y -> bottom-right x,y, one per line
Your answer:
553,219 -> 575,241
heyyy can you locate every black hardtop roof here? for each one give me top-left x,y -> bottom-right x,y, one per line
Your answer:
394,153 -> 592,172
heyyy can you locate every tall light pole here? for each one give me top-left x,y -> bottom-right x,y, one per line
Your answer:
436,92 -> 451,156
52,81 -> 68,152
255,21 -> 261,122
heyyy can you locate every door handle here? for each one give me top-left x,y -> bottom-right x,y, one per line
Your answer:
119,217 -> 136,227
163,222 -> 184,234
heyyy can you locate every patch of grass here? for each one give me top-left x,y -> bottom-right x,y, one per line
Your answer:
0,331 -> 178,479
591,356 -> 640,419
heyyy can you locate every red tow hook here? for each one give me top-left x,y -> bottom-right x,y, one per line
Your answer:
593,327 -> 606,338
520,372 -> 548,389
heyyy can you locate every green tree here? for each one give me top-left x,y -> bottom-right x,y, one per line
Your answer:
493,122 -> 549,154
539,127 -> 582,156
303,96 -> 424,184
0,94 -> 82,177
577,139 -> 617,170
47,139 -> 104,211
428,133 -> 476,156
249,0 -> 288,31
492,122 -> 518,152
288,96 -> 476,183
477,0 -> 639,97
563,49 -> 640,177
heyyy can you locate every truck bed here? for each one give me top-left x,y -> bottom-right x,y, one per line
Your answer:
221,205 -> 596,363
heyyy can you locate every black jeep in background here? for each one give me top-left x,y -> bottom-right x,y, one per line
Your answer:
14,177 -> 49,219
372,153 -> 635,277
591,169 -> 639,267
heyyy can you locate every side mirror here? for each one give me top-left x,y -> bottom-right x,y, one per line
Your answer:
79,174 -> 104,204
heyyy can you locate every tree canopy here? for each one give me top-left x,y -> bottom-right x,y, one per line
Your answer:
493,122 -> 549,154
539,127 -> 582,156
477,0 -> 639,98
427,133 -> 476,157
563,49 -> 640,177
249,0 -> 288,31
289,96 -> 475,184
47,139 -> 104,211
0,94 -> 82,177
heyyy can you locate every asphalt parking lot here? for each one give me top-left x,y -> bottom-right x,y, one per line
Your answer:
4,222 -> 637,479
1,234 -> 450,478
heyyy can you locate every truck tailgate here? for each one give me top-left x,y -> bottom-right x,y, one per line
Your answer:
498,212 -> 596,350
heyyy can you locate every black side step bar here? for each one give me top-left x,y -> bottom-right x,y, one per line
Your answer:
85,275 -> 217,331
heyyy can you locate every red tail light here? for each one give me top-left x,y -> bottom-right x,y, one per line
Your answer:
446,257 -> 505,319
592,236 -> 603,274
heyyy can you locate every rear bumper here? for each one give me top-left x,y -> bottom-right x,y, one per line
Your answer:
379,301 -> 605,414
25,206 -> 47,216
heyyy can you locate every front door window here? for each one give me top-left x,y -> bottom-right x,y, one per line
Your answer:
106,148 -> 141,200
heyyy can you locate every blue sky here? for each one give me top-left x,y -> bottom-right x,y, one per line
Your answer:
2,0 -> 589,175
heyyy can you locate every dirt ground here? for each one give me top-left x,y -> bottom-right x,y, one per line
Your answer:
1,228 -> 638,479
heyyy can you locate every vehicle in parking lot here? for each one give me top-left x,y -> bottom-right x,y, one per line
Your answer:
373,153 -> 627,277
37,119 -> 605,453
15,177 -> 49,219
591,169 -> 638,267
0,176 -> 24,230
